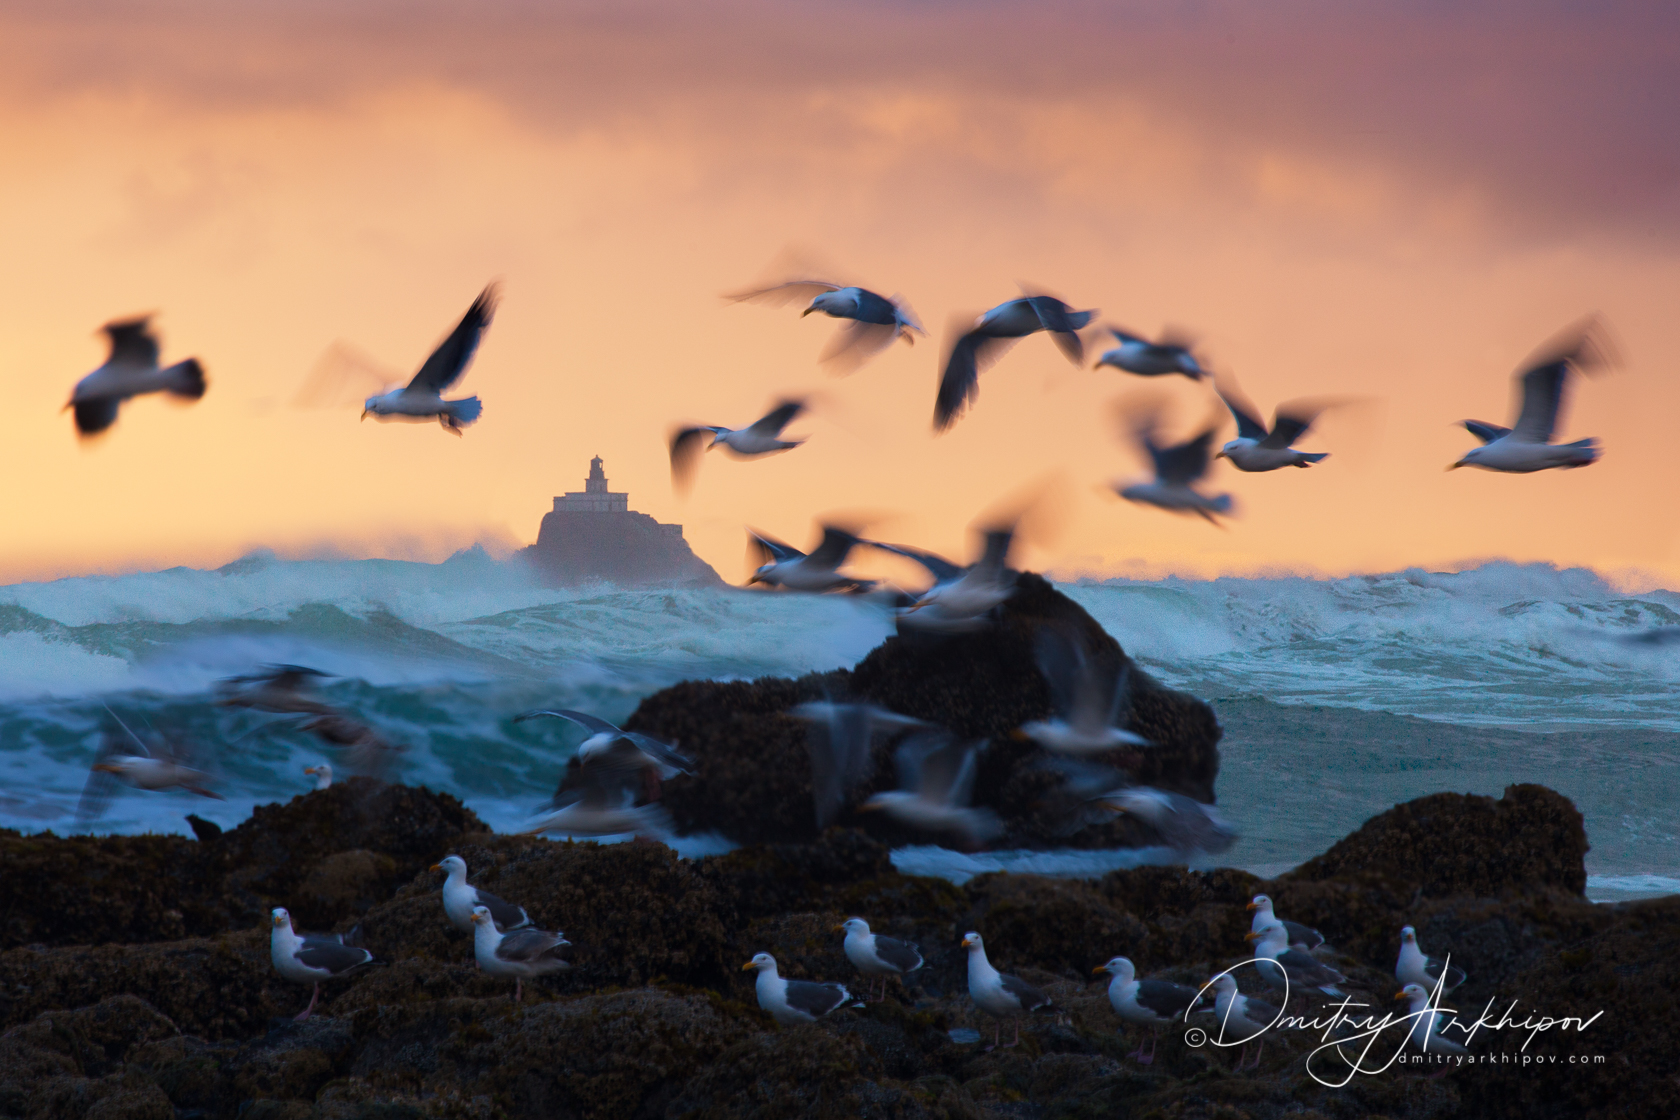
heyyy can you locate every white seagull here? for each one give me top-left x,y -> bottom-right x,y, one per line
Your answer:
1093,956 -> 1203,1064
270,907 -> 373,1021
1018,626 -> 1150,755
77,717 -> 222,823
432,855 -> 531,934
470,905 -> 571,1001
1097,786 -> 1237,858
1115,418 -> 1234,523
513,709 -> 693,791
1395,983 -> 1469,1061
1396,926 -> 1467,993
746,525 -> 870,592
669,399 -> 807,494
304,763 -> 333,790
1247,895 -> 1324,953
361,285 -> 496,435
960,932 -> 1053,1050
790,702 -> 931,828
1093,327 -> 1205,380
1247,923 -> 1347,996
65,316 -> 207,437
860,732 -> 1000,847
1449,318 -> 1611,473
727,279 -> 923,374
515,716 -> 681,839
1213,376 -> 1332,471
869,526 -> 1018,630
1206,973 -> 1280,1071
934,294 -> 1097,431
742,952 -> 851,1025
836,917 -> 924,1002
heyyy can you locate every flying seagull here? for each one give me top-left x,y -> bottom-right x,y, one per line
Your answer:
746,525 -> 869,592
1449,317 -> 1611,473
1018,626 -> 1150,755
961,931 -> 1053,1051
1098,786 -> 1237,858
789,701 -> 931,828
1114,416 -> 1234,523
743,952 -> 852,1025
301,713 -> 405,778
868,526 -> 1018,629
516,721 -> 678,839
216,664 -> 337,716
361,285 -> 497,435
669,399 -> 807,494
1094,956 -> 1203,1064
934,294 -> 1097,431
513,708 -> 693,798
727,279 -> 923,374
1093,327 -> 1205,380
65,316 -> 206,437
1213,376 -> 1332,471
860,731 -> 1000,847
77,716 -> 221,822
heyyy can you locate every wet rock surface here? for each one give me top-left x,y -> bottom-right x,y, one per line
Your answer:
0,780 -> 1669,1120
629,573 -> 1223,848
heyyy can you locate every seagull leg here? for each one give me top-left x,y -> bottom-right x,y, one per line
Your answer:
1004,1019 -> 1022,1048
514,978 -> 524,1002
985,1021 -> 1001,1052
1138,1029 -> 1158,1065
294,983 -> 320,1022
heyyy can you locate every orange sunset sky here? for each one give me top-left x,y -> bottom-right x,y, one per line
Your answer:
2,1 -> 1677,588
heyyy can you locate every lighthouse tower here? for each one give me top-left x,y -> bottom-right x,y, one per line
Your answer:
553,456 -> 629,514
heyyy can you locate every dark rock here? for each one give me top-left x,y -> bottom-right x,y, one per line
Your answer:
185,817 -> 222,843
630,573 -> 1223,848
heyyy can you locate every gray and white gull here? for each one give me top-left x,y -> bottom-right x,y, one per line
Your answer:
1098,786 -> 1237,858
1018,626 -> 1150,755
1094,956 -> 1203,1064
1396,925 -> 1467,993
837,918 -> 924,1002
361,285 -> 496,435
1248,894 -> 1325,953
432,854 -> 531,933
65,316 -> 206,437
1248,922 -> 1347,996
961,931 -> 1053,1050
934,294 -> 1096,431
789,701 -> 931,828
743,952 -> 851,1025
1450,317 -> 1611,473
471,905 -> 571,1001
1094,327 -> 1205,380
669,399 -> 807,494
77,715 -> 222,822
270,907 -> 373,1021
860,732 -> 1000,847
728,278 -> 923,374
1214,374 -> 1332,471
746,525 -> 869,593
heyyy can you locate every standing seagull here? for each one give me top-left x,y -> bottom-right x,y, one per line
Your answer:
1247,923 -> 1347,997
960,932 -> 1052,1050
1449,318 -> 1611,472
669,399 -> 807,494
1247,895 -> 1324,953
1396,926 -> 1467,993
1395,984 -> 1469,1062
1094,327 -> 1205,380
1093,957 -> 1203,1064
303,763 -> 333,790
1018,626 -> 1150,755
1098,786 -> 1237,858
1213,376 -> 1332,471
836,918 -> 924,1002
1206,973 -> 1280,1071
470,906 -> 571,1001
742,952 -> 851,1025
77,720 -> 222,823
727,279 -> 923,374
65,316 -> 206,437
746,525 -> 869,592
432,855 -> 532,934
270,907 -> 373,1021
1114,418 -> 1234,523
361,285 -> 496,435
935,294 -> 1097,431
860,732 -> 1000,847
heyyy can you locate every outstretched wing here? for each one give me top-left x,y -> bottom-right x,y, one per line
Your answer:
669,426 -> 720,494
1462,420 -> 1510,445
1261,400 -> 1328,449
1149,428 -> 1218,485
407,285 -> 498,393
102,318 -> 159,367
514,709 -> 623,736
1512,360 -> 1568,443
934,323 -> 1017,431
724,279 -> 842,306
865,541 -> 965,585
1214,376 -> 1269,442
819,320 -> 900,375
747,530 -> 805,564
745,399 -> 806,438
806,525 -> 861,570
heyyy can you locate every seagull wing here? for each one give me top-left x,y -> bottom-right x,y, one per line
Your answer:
1034,627 -> 1085,719
1215,377 -> 1270,443
793,701 -> 876,828
669,426 -> 721,493
745,399 -> 807,438
935,325 -> 1017,431
1261,400 -> 1327,449
1152,427 -> 1219,485
1462,420 -> 1511,445
623,730 -> 695,774
514,709 -> 623,736
975,528 -> 1015,576
1512,360 -> 1568,443
76,731 -> 128,821
293,939 -> 374,975
864,541 -> 965,585
805,525 -> 861,570
407,285 -> 498,394
293,341 -> 404,409
494,928 -> 570,964
102,318 -> 160,367
1024,295 -> 1094,363
820,319 -> 900,375
747,530 -> 806,565
73,399 -> 122,436
724,279 -> 842,306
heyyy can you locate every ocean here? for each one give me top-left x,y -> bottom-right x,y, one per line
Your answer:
2,550 -> 1675,902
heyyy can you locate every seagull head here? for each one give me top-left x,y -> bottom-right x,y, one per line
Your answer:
837,918 -> 870,935
1448,447 -> 1481,470
1093,956 -> 1133,979
362,394 -> 387,420
960,931 -> 983,952
1247,894 -> 1271,913
804,291 -> 846,317
470,905 -> 492,926
270,907 -> 291,929
1396,983 -> 1428,1004
742,952 -> 776,973
1215,439 -> 1249,460
1400,926 -> 1418,944
431,855 -> 466,877
746,563 -> 776,586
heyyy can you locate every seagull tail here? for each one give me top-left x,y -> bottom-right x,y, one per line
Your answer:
1560,437 -> 1600,467
1294,452 -> 1329,466
163,358 -> 208,401
446,396 -> 484,426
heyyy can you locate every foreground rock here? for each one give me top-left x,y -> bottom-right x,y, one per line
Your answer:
0,781 -> 1671,1119
629,572 -> 1224,847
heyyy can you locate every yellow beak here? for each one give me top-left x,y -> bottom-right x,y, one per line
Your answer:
1244,932 -> 1261,943
429,863 -> 442,872
1245,902 -> 1258,911
1214,451 -> 1228,460
832,925 -> 847,933
1394,990 -> 1409,1000
1091,965 -> 1108,975
741,961 -> 756,971
361,410 -> 370,421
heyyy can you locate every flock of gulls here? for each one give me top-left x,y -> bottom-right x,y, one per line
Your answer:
267,854 -> 1473,1068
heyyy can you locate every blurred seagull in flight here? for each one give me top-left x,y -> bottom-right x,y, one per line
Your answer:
727,278 -> 923,374
1449,317 -> 1612,473
217,664 -> 337,716
1098,786 -> 1237,858
868,526 -> 1019,629
790,701 -> 933,828
746,525 -> 869,592
1114,416 -> 1234,523
361,285 -> 497,435
934,293 -> 1097,431
860,731 -> 1000,847
1094,327 -> 1205,380
1213,375 -> 1332,472
1018,626 -> 1150,755
669,398 -> 808,494
77,713 -> 221,822
513,708 -> 693,799
65,316 -> 206,437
